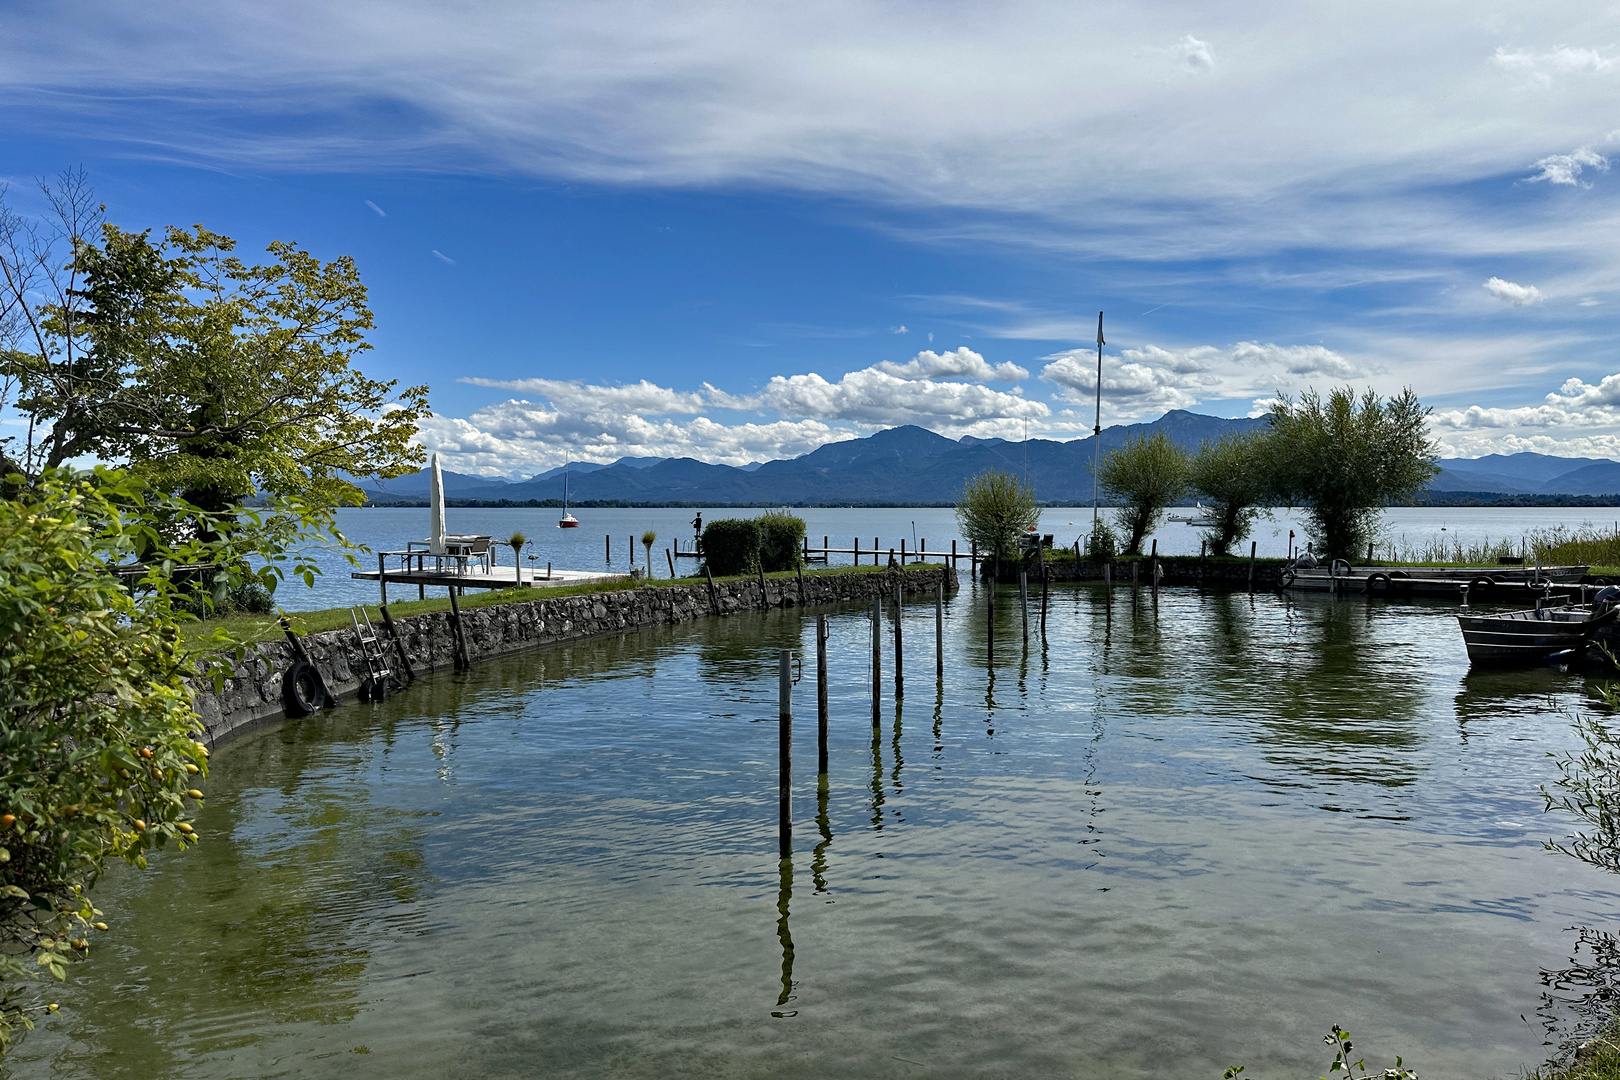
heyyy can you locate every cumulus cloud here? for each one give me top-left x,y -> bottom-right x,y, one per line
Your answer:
1038,340 -> 1365,419
875,347 -> 1028,382
1527,146 -> 1608,186
1483,276 -> 1544,305
1430,371 -> 1620,454
1170,34 -> 1215,71
756,367 -> 1046,427
462,377 -> 715,415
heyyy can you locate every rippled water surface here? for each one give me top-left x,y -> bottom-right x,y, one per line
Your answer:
8,584 -> 1620,1079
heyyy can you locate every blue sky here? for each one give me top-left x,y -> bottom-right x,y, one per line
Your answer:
5,1 -> 1620,476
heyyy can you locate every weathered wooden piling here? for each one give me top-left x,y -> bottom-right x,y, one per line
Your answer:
893,576 -> 904,700
1019,569 -> 1029,641
704,564 -> 719,613
900,539 -> 907,565
1248,540 -> 1257,591
853,536 -> 860,566
779,649 -> 793,859
935,580 -> 944,677
796,560 -> 806,606
666,548 -> 675,578
1103,559 -> 1112,602
871,597 -> 882,726
446,587 -> 472,671
377,552 -> 389,605
606,534 -> 611,563
1150,539 -> 1160,602
817,615 -> 830,774
1039,546 -> 1049,637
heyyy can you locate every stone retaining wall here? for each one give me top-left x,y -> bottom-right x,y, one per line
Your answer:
191,565 -> 957,748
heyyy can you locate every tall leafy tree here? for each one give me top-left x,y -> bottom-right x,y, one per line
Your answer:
1266,387 -> 1438,559
956,469 -> 1039,571
0,177 -> 428,514
1188,431 -> 1270,556
1099,430 -> 1189,556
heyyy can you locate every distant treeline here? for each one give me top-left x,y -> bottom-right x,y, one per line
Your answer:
1402,491 -> 1620,508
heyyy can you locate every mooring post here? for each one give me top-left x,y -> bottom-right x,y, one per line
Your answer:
893,576 -> 904,700
779,649 -> 793,860
1019,569 -> 1029,641
377,551 -> 388,605
1150,538 -> 1160,603
1199,539 -> 1206,587
606,534 -> 610,564
817,615 -> 830,774
1039,545 -> 1049,637
446,586 -> 472,671
934,579 -> 945,677
952,539 -> 958,567
871,597 -> 882,727
1103,559 -> 1112,603
704,563 -> 719,614
667,548 -> 675,578
900,539 -> 906,566
854,536 -> 860,567
1248,541 -> 1257,592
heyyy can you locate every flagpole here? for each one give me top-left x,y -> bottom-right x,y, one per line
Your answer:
1092,311 -> 1104,532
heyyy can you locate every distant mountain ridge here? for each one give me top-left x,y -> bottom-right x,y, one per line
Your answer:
354,413 -> 1620,506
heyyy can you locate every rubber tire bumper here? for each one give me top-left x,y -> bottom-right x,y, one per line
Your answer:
282,660 -> 326,718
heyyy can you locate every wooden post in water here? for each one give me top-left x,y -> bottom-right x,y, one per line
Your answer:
1039,545 -> 1049,637
1150,538 -> 1160,603
900,539 -> 907,565
1248,541 -> 1257,592
606,534 -> 611,563
1367,540 -> 1374,564
854,536 -> 860,567
935,580 -> 945,677
704,563 -> 719,614
1199,539 -> 1206,587
1103,559 -> 1112,603
779,649 -> 793,860
871,597 -> 882,727
1019,569 -> 1029,641
987,557 -> 996,663
377,551 -> 388,605
817,615 -> 830,774
893,575 -> 904,700
952,539 -> 958,568
446,586 -> 471,671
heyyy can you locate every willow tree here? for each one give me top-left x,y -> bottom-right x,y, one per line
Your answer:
1188,431 -> 1271,556
1266,387 -> 1438,559
1099,430 -> 1189,556
956,469 -> 1039,570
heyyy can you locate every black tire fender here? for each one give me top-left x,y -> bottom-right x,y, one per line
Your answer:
1366,572 -> 1390,593
1280,567 -> 1296,587
1469,576 -> 1495,595
282,660 -> 326,718
1389,570 -> 1410,579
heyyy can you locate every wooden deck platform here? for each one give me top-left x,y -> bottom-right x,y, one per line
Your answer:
352,565 -> 629,600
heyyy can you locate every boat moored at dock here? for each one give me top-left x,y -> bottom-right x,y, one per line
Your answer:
1457,588 -> 1620,664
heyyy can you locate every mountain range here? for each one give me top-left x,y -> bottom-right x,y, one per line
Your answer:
353,410 -> 1620,506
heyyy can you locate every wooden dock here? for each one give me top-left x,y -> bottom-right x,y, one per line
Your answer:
352,562 -> 627,602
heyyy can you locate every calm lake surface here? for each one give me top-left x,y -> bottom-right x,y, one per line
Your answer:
281,505 -> 1620,610
8,583 -> 1620,1078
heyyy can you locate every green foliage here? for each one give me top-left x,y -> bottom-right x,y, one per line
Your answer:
701,518 -> 761,575
1085,519 -> 1118,562
1543,705 -> 1620,877
756,512 -> 805,572
1099,430 -> 1189,556
1221,1025 -> 1419,1080
1266,387 -> 1439,560
0,471 -> 224,1051
955,470 -> 1039,565
0,175 -> 427,517
1188,432 -> 1270,556
698,514 -> 805,575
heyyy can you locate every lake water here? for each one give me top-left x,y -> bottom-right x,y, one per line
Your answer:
278,505 -> 1620,611
7,583 -> 1620,1078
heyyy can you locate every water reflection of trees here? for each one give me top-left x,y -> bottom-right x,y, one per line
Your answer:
39,706 -> 434,1078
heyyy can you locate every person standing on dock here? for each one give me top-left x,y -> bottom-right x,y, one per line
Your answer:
692,512 -> 703,539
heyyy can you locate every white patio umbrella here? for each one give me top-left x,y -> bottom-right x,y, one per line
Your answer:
429,453 -> 446,555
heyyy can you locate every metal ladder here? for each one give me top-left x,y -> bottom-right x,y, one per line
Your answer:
350,607 -> 395,700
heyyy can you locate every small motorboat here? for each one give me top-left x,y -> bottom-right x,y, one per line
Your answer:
1168,503 -> 1217,527
1457,587 -> 1620,665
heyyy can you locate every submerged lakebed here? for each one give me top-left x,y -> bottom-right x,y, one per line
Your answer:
8,583 -> 1620,1079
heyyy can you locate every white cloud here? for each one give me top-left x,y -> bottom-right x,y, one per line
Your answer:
874,347 -> 1027,382
755,367 -> 1046,428
1170,35 -> 1215,72
431,249 -> 455,264
1526,146 -> 1608,186
364,199 -> 386,216
1483,276 -> 1544,305
1039,340 -> 1366,420
461,377 -> 714,415
889,325 -> 908,334
1494,46 -> 1615,86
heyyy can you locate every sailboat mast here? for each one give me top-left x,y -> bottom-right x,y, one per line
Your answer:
1092,311 -> 1104,532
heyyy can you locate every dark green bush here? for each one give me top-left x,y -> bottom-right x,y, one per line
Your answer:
757,511 -> 805,572
700,518 -> 761,575
700,513 -> 807,575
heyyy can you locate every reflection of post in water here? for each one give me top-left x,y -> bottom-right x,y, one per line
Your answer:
771,855 -> 797,1017
869,722 -> 886,831
1537,924 -> 1620,1056
984,668 -> 998,738
933,680 -> 944,757
812,774 -> 833,894
890,700 -> 904,798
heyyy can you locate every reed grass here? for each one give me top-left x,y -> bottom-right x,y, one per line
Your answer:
1371,523 -> 1620,570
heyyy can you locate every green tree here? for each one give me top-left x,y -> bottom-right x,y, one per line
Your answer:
0,470 -> 239,1051
0,176 -> 427,516
1187,431 -> 1270,556
956,469 -> 1039,569
1099,430 -> 1189,556
1266,387 -> 1438,559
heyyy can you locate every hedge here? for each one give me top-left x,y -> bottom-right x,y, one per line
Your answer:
700,513 -> 806,574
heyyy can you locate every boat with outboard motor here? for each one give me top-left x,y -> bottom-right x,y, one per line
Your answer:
1457,585 -> 1620,665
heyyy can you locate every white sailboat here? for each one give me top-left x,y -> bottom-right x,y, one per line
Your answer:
559,460 -> 579,528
